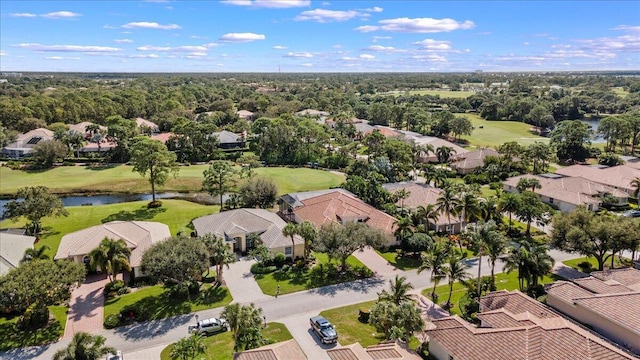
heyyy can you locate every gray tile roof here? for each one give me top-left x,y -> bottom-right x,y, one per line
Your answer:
211,130 -> 241,144
0,232 -> 36,276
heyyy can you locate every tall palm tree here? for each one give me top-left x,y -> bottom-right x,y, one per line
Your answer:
170,334 -> 206,360
21,244 -> 50,263
282,222 -> 298,260
516,177 -> 541,193
498,192 -> 520,232
504,240 -> 554,291
88,237 -> 132,283
417,240 -> 449,301
296,220 -> 317,260
395,189 -> 410,212
443,253 -> 469,310
456,191 -> 480,231
435,185 -> 461,244
466,221 -> 501,299
435,145 -> 455,164
378,275 -> 414,305
484,229 -> 509,291
202,234 -> 235,285
632,177 -> 640,204
52,332 -> 116,360
394,215 -> 414,249
415,204 -> 439,232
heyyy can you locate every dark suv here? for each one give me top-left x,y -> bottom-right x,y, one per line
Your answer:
310,315 -> 338,344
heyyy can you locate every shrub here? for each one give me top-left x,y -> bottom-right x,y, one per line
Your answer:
281,264 -> 291,273
250,263 -> 277,274
358,308 -> 370,323
120,304 -> 138,321
17,304 -> 49,330
274,253 -> 287,267
117,287 -> 131,296
104,314 -> 120,329
147,200 -> 163,208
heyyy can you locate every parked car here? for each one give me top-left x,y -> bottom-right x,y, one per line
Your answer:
624,209 -> 640,218
309,315 -> 338,344
106,351 -> 123,360
188,317 -> 229,335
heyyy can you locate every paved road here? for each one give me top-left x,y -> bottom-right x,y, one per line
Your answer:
1,248 -> 587,360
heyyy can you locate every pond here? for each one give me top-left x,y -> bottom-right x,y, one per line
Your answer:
579,119 -> 606,143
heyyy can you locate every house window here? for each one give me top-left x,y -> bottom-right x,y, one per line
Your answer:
82,255 -> 90,265
549,198 -> 554,204
27,137 -> 42,145
285,247 -> 292,256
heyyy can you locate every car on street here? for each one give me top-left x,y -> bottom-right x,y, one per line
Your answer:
309,315 -> 338,344
624,209 -> 640,217
106,351 -> 123,360
188,317 -> 229,336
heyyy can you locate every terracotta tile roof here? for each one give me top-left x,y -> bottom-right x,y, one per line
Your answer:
479,290 -> 559,319
591,268 -> 640,289
327,341 -> 421,360
503,174 -> 626,207
382,182 -> 462,226
192,209 -> 303,249
54,221 -> 170,268
546,281 -> 597,302
477,310 -> 535,329
292,190 -> 396,235
555,164 -> 640,194
373,126 -> 402,138
150,132 -> 173,144
574,293 -> 640,334
233,339 -> 307,360
327,344 -> 369,360
573,277 -> 634,294
450,148 -> 500,171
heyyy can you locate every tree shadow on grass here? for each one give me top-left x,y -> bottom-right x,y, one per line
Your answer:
101,206 -> 166,223
84,164 -> 118,171
0,317 -> 62,352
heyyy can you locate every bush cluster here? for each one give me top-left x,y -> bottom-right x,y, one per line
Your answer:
250,263 -> 277,274
104,280 -> 130,299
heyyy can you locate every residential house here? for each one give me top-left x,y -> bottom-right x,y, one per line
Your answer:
546,268 -> 640,355
68,121 -> 107,140
0,232 -> 36,276
372,126 -> 403,138
233,339 -> 306,360
1,128 -> 54,159
427,289 -> 636,360
236,110 -> 256,121
502,173 -> 628,212
382,182 -> 463,234
54,221 -> 171,277
327,340 -> 421,360
135,117 -> 160,134
277,189 -> 397,244
211,130 -> 245,149
555,164 -> 640,197
450,148 -> 502,175
295,109 -> 330,124
192,208 -> 304,258
78,139 -> 117,153
397,130 -> 468,163
150,132 -> 174,144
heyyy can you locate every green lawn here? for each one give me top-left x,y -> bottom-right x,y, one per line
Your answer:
159,322 -> 292,360
0,305 -> 68,351
407,90 -> 476,99
460,113 -> 550,148
376,250 -> 423,270
562,255 -> 630,273
0,165 -> 345,196
422,271 -> 562,316
104,284 -> 232,324
253,253 -> 370,295
0,199 -> 220,259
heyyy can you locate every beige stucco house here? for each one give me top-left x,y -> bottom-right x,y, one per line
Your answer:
54,221 -> 171,277
192,208 -> 304,259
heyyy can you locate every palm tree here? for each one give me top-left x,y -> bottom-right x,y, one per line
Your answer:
296,220 -> 317,260
516,177 -> 541,193
498,192 -> 520,232
394,215 -> 414,250
21,244 -> 50,262
632,177 -> 640,204
415,204 -> 439,232
395,189 -> 410,212
484,229 -> 509,291
435,145 -> 455,164
88,237 -> 132,283
202,234 -> 235,285
435,185 -> 461,245
221,303 -> 265,351
170,334 -> 206,360
456,191 -> 480,231
378,275 -> 414,305
443,253 -> 469,310
282,222 -> 298,260
466,221 -> 502,299
417,240 -> 449,301
52,332 -> 116,360
504,240 -> 554,291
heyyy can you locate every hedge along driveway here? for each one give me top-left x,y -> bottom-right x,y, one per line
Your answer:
0,199 -> 220,259
0,165 -> 345,196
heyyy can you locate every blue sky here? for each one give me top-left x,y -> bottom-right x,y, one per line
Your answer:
1,0 -> 638,72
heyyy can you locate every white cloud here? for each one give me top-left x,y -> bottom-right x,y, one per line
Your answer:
295,9 -> 365,23
45,56 -> 81,60
576,34 -> 640,52
103,24 -> 118,29
128,54 -> 160,58
221,0 -> 310,8
359,54 -> 375,59
301,63 -> 313,67
219,32 -> 266,42
611,25 -> 640,32
0,51 -> 7,56
41,11 -> 82,19
285,51 -> 313,58
12,43 -> 122,52
354,25 -> 379,33
372,17 -> 475,33
137,45 -> 208,52
204,43 -> 218,48
523,42 -> 530,46
273,45 -> 288,50
412,39 -> 452,51
372,36 -> 391,42
10,13 -> 37,17
114,39 -> 134,43
342,56 -> 357,61
122,22 -> 181,30
186,52 -> 207,58
365,45 -> 396,52
364,6 -> 383,13
191,35 -> 208,39
411,54 -> 447,62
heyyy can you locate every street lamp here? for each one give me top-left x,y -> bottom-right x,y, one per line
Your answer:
263,316 -> 267,328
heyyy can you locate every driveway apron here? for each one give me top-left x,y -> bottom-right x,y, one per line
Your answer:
63,274 -> 109,338
352,246 -> 399,278
225,256 -> 273,303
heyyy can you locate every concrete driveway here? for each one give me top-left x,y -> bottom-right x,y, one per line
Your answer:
224,256 -> 272,303
63,274 -> 109,338
280,313 -> 333,360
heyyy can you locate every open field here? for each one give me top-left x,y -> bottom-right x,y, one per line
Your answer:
0,165 -> 345,196
0,199 -> 220,258
562,255 -> 630,273
407,90 -> 476,98
461,113 -> 550,148
159,322 -> 292,360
